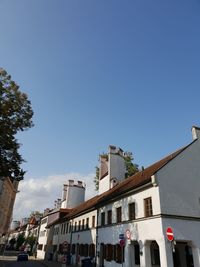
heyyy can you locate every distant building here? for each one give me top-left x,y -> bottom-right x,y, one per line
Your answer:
37,179 -> 85,260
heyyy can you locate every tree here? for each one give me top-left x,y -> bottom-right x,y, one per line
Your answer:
0,68 -> 34,181
124,152 -> 139,179
25,235 -> 36,252
94,151 -> 139,191
16,233 -> 25,250
93,166 -> 99,191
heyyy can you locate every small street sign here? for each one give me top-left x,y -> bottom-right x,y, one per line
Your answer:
119,233 -> 125,240
166,227 -> 174,241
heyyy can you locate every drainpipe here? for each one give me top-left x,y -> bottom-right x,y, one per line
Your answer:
69,219 -> 74,264
95,208 -> 99,267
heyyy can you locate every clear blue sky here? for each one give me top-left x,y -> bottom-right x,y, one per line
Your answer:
1,0 -> 200,181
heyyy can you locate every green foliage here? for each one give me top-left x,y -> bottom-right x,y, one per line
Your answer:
29,210 -> 43,218
0,68 -> 34,180
93,166 -> 99,191
124,152 -> 139,178
16,234 -> 25,250
25,235 -> 36,250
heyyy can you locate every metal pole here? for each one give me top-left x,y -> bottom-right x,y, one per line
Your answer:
95,208 -> 99,267
69,219 -> 74,265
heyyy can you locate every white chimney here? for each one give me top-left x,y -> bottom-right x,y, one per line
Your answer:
62,184 -> 68,201
192,126 -> 200,140
98,145 -> 126,194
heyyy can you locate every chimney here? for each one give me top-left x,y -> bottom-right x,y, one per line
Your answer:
57,198 -> 61,208
69,179 -> 74,186
62,184 -> 68,200
99,154 -> 108,180
77,181 -> 83,187
191,126 -> 200,140
43,208 -> 50,216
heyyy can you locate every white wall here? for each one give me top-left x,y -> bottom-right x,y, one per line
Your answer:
99,174 -> 110,195
97,186 -> 162,267
158,140 -> 200,217
64,184 -> 85,209
37,217 -> 48,259
109,153 -> 125,183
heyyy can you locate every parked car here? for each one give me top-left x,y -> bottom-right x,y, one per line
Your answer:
17,251 -> 28,261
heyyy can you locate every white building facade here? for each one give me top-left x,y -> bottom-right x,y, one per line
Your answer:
39,129 -> 200,266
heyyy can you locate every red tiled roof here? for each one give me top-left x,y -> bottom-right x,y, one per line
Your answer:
65,146 -> 187,219
46,208 -> 71,228
29,217 -> 37,225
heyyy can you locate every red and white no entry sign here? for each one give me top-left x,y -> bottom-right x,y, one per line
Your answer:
125,229 -> 131,240
166,227 -> 174,241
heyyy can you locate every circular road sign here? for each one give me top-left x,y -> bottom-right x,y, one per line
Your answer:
166,227 -> 174,241
61,255 -> 67,264
63,241 -> 68,247
125,229 -> 131,240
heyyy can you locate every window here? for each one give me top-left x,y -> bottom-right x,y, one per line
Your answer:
74,222 -> 77,231
92,216 -> 95,228
101,212 -> 105,226
151,242 -> 160,265
38,244 -> 43,250
59,244 -> 63,253
144,197 -> 153,217
79,244 -> 84,256
71,244 -> 76,255
107,210 -> 112,225
134,244 -> 140,265
82,219 -> 85,230
89,244 -> 95,257
116,207 -> 122,223
63,223 -> 66,234
86,218 -> 89,229
84,244 -> 89,257
129,202 -> 135,220
106,244 -> 114,261
78,221 -> 81,231
69,222 -> 72,233
66,222 -> 69,233
100,243 -> 105,261
115,244 -> 124,263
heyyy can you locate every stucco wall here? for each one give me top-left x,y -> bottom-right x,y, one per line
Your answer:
157,140 -> 200,217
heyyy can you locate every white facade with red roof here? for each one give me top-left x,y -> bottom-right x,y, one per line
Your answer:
38,127 -> 200,267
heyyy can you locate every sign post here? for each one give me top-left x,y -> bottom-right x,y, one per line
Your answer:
119,233 -> 125,267
166,227 -> 175,253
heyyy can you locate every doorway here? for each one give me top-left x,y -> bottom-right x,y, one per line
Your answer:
173,242 -> 194,267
